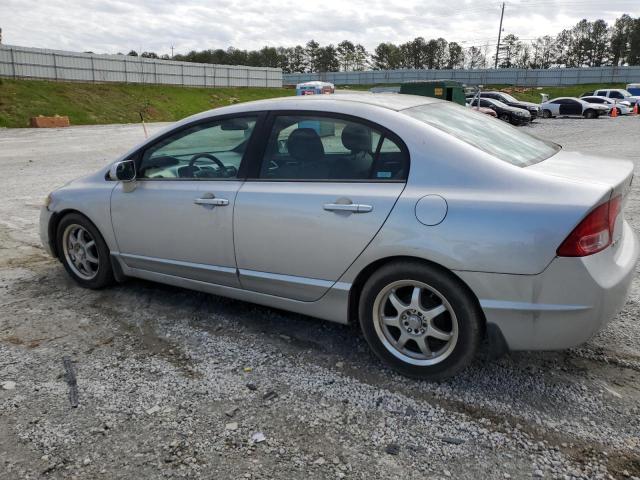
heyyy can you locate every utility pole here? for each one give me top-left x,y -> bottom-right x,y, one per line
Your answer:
170,45 -> 174,59
494,2 -> 505,69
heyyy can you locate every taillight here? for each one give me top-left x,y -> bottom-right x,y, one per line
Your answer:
557,195 -> 622,257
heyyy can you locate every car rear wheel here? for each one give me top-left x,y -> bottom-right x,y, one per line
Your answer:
56,213 -> 114,289
542,109 -> 552,118
583,109 -> 597,119
359,261 -> 482,380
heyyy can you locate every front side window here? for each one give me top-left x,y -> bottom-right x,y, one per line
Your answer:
610,91 -> 624,99
139,116 -> 258,179
257,115 -> 408,181
403,103 -> 560,167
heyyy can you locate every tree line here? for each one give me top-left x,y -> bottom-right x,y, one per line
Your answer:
121,13 -> 639,72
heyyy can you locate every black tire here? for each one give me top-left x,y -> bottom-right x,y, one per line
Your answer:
542,109 -> 552,119
358,261 -> 483,380
498,113 -> 510,122
56,213 -> 114,289
583,109 -> 597,119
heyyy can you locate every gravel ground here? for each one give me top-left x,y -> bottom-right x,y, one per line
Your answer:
1,116 -> 639,480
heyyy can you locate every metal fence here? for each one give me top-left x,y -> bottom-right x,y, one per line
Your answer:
0,44 -> 283,88
284,66 -> 640,87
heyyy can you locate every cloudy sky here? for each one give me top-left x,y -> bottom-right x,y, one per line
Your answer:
1,0 -> 638,56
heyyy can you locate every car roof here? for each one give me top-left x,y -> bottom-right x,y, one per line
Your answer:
242,93 -> 440,111
177,93 -> 445,129
549,97 -> 584,101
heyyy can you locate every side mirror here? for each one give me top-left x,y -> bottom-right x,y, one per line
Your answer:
109,160 -> 136,182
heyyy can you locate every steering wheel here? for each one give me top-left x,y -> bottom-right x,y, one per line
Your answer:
188,153 -> 226,171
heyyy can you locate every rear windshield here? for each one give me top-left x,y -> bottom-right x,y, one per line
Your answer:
403,103 -> 560,167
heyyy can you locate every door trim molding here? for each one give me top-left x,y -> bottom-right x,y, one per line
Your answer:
115,253 -> 239,287
238,268 -> 350,302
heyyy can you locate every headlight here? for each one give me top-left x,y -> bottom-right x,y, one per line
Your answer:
515,111 -> 526,116
44,193 -> 53,208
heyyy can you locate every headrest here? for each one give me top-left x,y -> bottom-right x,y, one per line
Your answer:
286,128 -> 325,163
341,124 -> 372,153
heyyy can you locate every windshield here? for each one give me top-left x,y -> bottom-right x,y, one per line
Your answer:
403,103 -> 560,167
486,98 -> 509,108
498,92 -> 518,102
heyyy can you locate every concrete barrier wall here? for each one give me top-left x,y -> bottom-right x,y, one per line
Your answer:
284,66 -> 640,87
0,45 -> 283,88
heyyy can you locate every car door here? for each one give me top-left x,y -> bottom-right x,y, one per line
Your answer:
233,112 -> 409,301
559,99 -> 580,116
545,100 -> 559,115
110,114 -> 261,287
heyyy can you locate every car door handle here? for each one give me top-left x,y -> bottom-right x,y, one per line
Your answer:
323,203 -> 373,213
194,197 -> 229,206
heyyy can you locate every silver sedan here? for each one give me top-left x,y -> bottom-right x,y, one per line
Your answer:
40,94 -> 639,379
540,97 -> 610,118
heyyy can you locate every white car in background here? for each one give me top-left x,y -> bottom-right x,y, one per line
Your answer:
580,96 -> 632,115
593,89 -> 640,108
541,97 -> 610,119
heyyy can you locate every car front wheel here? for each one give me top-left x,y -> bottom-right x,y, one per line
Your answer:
359,261 -> 482,380
498,113 -> 510,122
56,213 -> 114,289
583,109 -> 597,119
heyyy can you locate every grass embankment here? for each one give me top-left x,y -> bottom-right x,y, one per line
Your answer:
0,78 -> 294,128
339,82 -> 629,102
0,78 -> 631,128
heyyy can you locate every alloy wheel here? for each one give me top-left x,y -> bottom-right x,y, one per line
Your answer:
62,224 -> 100,280
372,280 -> 459,366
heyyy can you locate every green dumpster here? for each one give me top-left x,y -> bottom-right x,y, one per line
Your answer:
399,80 -> 466,106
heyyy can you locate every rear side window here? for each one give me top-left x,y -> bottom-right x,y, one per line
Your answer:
403,103 -> 560,167
257,115 -> 409,181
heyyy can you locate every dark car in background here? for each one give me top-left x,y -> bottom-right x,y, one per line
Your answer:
473,91 -> 541,119
468,97 -> 531,125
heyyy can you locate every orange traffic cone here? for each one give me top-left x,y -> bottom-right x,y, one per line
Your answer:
634,103 -> 639,115
611,105 -> 618,118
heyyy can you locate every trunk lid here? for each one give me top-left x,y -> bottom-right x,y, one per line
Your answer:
527,150 -> 634,240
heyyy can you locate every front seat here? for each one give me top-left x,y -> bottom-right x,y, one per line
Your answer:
337,124 -> 374,179
280,128 -> 328,179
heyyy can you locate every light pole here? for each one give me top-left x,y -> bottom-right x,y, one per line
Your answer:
494,2 -> 505,69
